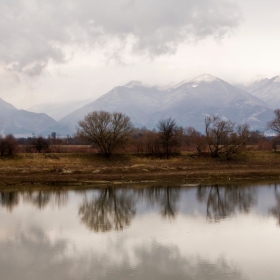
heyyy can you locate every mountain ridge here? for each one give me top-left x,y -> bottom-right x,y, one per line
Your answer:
60,74 -> 274,133
0,98 -> 70,136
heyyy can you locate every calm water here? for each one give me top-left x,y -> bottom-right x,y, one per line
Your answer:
1,183 -> 280,279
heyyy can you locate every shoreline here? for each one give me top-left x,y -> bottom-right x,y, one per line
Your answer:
0,151 -> 280,189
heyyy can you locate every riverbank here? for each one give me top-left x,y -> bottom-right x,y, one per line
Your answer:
0,151 -> 280,187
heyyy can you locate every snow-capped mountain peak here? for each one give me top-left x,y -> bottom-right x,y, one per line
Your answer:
190,74 -> 219,83
248,75 -> 280,109
171,78 -> 190,89
172,74 -> 219,90
60,74 -> 273,133
244,75 -> 269,87
124,81 -> 143,88
273,76 -> 280,83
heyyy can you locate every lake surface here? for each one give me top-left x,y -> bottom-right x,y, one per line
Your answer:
1,183 -> 280,279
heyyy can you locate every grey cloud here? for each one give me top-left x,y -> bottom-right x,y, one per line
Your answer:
0,0 -> 242,75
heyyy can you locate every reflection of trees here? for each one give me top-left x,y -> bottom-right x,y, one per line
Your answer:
0,192 -> 19,212
22,190 -> 68,209
0,190 -> 69,211
269,184 -> 280,225
23,191 -> 51,209
79,188 -> 136,232
140,187 -> 180,219
197,185 -> 256,221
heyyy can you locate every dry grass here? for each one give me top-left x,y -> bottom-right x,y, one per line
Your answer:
0,150 -> 280,187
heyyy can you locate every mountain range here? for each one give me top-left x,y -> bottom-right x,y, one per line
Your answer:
60,74 -> 274,133
1,73 -> 280,136
0,98 -> 69,136
27,98 -> 94,121
247,76 -> 280,109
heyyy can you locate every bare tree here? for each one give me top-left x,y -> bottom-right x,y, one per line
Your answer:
77,111 -> 134,157
0,135 -> 5,156
205,116 -> 234,157
144,130 -> 161,155
272,135 -> 280,152
32,136 -> 49,153
5,134 -> 19,155
268,109 -> 280,134
131,127 -> 147,156
157,117 -> 177,159
184,126 -> 207,154
205,115 -> 250,158
224,124 -> 250,159
0,134 -> 18,156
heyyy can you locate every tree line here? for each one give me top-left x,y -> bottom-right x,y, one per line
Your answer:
1,109 -> 280,158
77,110 -> 278,159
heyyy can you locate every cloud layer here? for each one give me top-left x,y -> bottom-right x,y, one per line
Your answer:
0,0 -> 242,75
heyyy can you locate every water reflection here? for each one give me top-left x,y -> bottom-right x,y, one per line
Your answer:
0,227 -> 243,280
0,190 -> 68,212
1,183 -> 280,279
269,184 -> 280,225
197,185 -> 257,222
0,192 -> 19,212
89,242 -> 243,280
0,184 -> 279,226
78,187 -> 136,232
22,190 -> 68,209
0,227 -> 73,280
139,187 -> 180,219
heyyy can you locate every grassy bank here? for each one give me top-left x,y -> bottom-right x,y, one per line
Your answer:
0,150 -> 280,187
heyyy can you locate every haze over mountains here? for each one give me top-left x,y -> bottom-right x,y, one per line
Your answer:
1,74 -> 280,136
60,74 -> 274,133
28,98 -> 95,121
0,98 -> 69,136
245,76 -> 280,109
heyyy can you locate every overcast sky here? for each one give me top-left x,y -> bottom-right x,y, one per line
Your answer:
0,0 -> 280,108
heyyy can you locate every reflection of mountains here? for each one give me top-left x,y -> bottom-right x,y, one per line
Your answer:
0,184 -> 279,230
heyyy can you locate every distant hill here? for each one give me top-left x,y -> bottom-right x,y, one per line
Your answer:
236,75 -> 270,93
0,98 -> 70,136
60,74 -> 274,133
28,99 -> 94,121
249,76 -> 280,109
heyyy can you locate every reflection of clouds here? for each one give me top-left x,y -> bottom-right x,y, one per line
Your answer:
109,242 -> 243,280
91,243 -> 244,280
1,186 -> 280,279
0,228 -> 75,280
0,227 -> 243,280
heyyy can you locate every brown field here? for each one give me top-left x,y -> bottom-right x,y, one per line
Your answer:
0,149 -> 280,188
